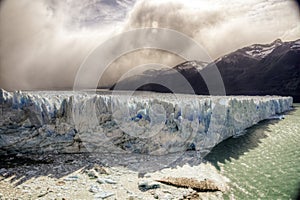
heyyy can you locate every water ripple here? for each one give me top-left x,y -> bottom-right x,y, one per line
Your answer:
205,104 -> 300,199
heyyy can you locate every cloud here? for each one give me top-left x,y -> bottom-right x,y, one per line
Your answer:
125,0 -> 300,58
0,0 -> 299,90
0,0 -> 116,90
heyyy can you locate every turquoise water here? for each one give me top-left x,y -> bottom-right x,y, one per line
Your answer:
205,104 -> 300,199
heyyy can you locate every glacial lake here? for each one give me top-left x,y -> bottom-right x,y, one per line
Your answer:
205,103 -> 300,199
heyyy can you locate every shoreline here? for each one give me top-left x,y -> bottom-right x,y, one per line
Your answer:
0,152 -> 228,200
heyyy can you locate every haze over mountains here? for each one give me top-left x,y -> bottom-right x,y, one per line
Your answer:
111,39 -> 300,102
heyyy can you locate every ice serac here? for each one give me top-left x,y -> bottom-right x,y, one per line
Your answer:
0,89 -> 293,156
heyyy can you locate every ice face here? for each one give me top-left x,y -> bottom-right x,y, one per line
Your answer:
0,90 -> 293,156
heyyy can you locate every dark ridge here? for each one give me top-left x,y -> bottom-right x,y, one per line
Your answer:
110,39 -> 300,102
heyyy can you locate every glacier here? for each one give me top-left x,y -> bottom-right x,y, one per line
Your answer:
0,89 -> 293,156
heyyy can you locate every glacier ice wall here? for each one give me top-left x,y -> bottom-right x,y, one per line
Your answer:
0,89 -> 293,155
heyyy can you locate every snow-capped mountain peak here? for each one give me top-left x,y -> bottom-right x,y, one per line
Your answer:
173,60 -> 209,71
243,39 -> 283,59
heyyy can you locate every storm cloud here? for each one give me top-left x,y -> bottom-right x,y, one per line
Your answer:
0,0 -> 299,90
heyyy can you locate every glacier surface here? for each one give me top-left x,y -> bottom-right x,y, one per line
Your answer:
0,89 -> 293,156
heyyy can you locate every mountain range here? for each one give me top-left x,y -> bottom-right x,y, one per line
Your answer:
111,39 -> 300,102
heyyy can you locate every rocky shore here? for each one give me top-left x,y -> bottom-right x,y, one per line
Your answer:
0,153 -> 229,200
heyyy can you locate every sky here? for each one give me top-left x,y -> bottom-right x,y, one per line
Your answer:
0,0 -> 299,90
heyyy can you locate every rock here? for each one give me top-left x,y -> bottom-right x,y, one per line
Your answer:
89,185 -> 101,193
162,193 -> 173,200
56,181 -> 66,186
112,185 -> 117,189
138,180 -> 160,191
144,174 -> 151,178
37,188 -> 51,198
94,164 -> 109,175
61,186 -> 70,191
94,191 -> 115,199
152,191 -> 173,200
86,169 -> 98,179
104,178 -> 117,184
0,168 -> 7,176
97,178 -> 117,184
64,175 -> 79,181
183,191 -> 199,200
96,178 -> 105,184
153,191 -> 159,199
156,177 -> 221,192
